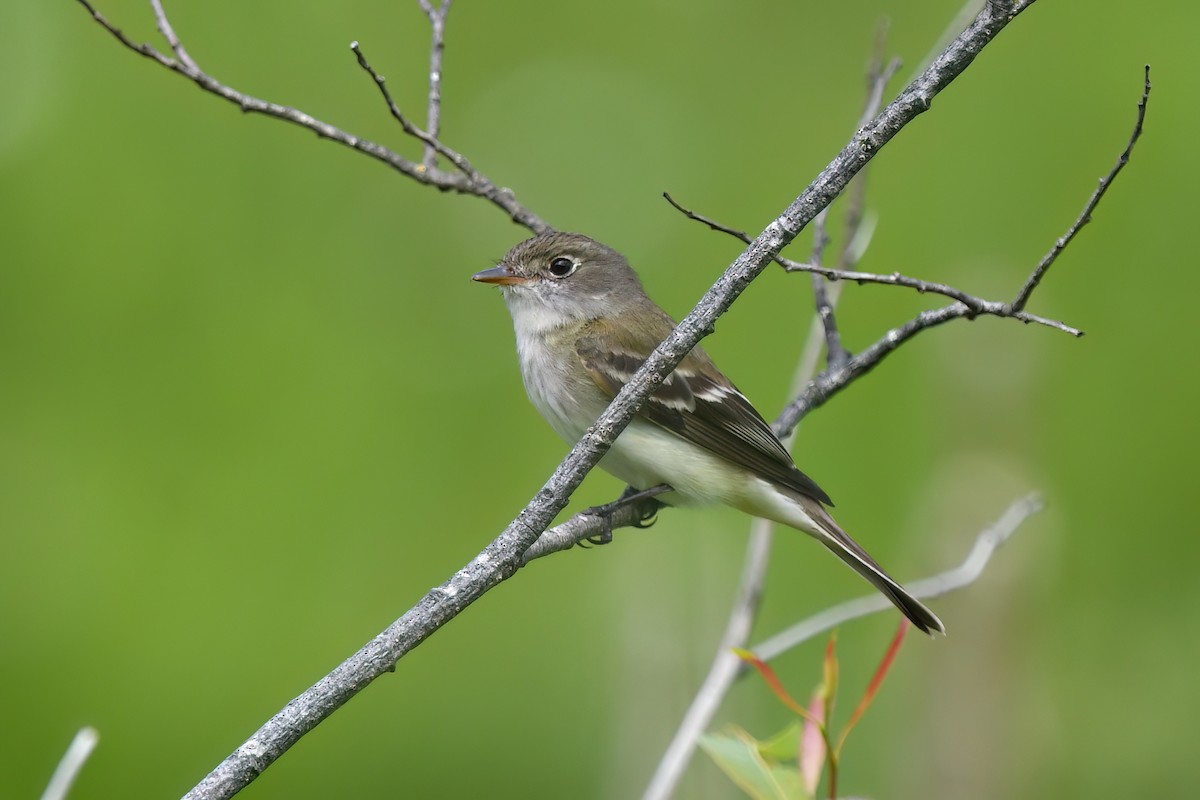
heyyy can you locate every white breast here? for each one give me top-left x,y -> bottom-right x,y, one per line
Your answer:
513,323 -> 751,509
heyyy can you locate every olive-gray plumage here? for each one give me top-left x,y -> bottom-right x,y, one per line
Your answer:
474,232 -> 943,635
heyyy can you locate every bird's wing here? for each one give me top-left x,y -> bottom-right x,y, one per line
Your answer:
575,317 -> 834,506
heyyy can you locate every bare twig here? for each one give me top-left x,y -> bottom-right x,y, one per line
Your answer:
661,192 -> 752,240
74,0 -> 549,233
416,0 -> 451,169
349,41 -> 476,177
807,48 -> 902,373
149,0 -> 197,72
751,493 -> 1044,663
1011,64 -> 1152,311
781,263 -> 1084,335
809,209 -> 850,369
664,192 -> 1081,336
41,728 -> 100,800
777,303 -> 966,433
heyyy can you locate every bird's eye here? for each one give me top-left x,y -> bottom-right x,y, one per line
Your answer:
548,256 -> 577,278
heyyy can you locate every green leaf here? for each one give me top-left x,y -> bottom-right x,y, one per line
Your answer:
700,727 -> 810,800
756,721 -> 804,763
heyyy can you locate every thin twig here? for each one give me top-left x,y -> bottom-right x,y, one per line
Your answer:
662,191 -> 752,241
149,0 -> 198,72
778,303 -> 965,433
782,262 -> 1084,335
350,41 -> 476,177
1011,65 -> 1152,311
666,193 -> 1083,337
417,0 -> 451,169
41,728 -> 100,800
74,0 -> 550,233
804,51 -> 902,372
751,493 -> 1044,663
809,209 -> 851,369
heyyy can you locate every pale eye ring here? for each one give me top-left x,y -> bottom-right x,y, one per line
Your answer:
548,256 -> 577,278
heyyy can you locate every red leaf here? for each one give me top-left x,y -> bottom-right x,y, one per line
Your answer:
733,648 -> 819,724
836,620 -> 909,753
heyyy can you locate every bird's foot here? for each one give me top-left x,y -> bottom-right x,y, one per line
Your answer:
577,484 -> 671,548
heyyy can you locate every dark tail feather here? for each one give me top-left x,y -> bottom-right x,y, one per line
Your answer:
805,502 -> 946,635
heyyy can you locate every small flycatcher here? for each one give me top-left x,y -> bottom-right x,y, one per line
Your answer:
474,232 -> 943,635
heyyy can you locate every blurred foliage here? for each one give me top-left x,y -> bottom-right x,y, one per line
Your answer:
2,1 -> 1196,798
704,627 -> 908,799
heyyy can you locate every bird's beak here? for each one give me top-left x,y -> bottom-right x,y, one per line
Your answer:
472,264 -> 529,285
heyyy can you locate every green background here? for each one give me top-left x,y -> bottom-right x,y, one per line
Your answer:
3,1 -> 1194,797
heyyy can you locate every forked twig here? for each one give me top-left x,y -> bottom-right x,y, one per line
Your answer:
75,0 -> 549,233
1011,65 -> 1152,311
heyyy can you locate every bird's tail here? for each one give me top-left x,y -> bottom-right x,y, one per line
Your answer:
797,496 -> 945,635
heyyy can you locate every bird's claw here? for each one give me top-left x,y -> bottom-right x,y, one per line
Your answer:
575,485 -> 670,548
577,504 -> 617,548
633,507 -> 659,529
582,529 -> 614,547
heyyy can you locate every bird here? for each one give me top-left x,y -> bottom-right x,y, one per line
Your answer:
473,231 -> 944,635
